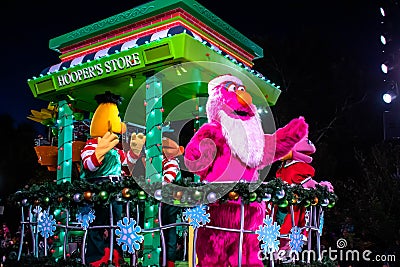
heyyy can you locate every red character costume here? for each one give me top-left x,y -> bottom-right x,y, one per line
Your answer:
275,136 -> 333,251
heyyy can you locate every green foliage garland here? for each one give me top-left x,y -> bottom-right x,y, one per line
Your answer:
8,177 -> 338,210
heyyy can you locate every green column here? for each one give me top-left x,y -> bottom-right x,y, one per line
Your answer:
143,75 -> 162,266
193,92 -> 208,183
56,100 -> 73,184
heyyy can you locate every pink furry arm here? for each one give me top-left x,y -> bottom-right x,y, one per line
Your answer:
319,181 -> 334,192
261,116 -> 308,167
184,123 -> 218,179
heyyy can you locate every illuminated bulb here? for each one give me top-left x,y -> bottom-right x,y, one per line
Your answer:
380,7 -> 385,17
381,63 -> 388,74
381,35 -> 387,45
180,65 -> 187,72
383,92 -> 397,103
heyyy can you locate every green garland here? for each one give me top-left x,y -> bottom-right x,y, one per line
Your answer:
8,177 -> 338,210
8,176 -> 160,208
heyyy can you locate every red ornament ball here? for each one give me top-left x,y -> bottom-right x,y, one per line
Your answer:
122,188 -> 131,198
228,191 -> 239,200
173,191 -> 183,200
83,191 -> 92,201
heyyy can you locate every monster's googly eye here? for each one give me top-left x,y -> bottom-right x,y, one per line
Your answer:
237,86 -> 245,92
226,83 -> 236,92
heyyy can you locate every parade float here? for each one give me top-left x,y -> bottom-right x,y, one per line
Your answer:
8,0 -> 337,266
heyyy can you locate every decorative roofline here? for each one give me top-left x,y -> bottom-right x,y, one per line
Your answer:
49,0 -> 263,59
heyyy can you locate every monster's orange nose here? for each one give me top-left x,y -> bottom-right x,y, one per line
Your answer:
237,91 -> 252,106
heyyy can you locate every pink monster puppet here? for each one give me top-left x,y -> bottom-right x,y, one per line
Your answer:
275,136 -> 334,251
184,74 -> 309,267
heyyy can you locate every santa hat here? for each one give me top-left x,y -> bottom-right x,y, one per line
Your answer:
208,74 -> 243,95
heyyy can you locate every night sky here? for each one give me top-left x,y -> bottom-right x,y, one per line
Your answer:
0,1 -> 394,137
1,0 -> 400,250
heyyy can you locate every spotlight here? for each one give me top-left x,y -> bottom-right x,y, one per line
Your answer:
383,91 -> 397,103
380,33 -> 392,46
381,63 -> 388,74
383,81 -> 399,104
381,63 -> 393,74
380,7 -> 386,17
380,35 -> 387,45
383,84 -> 399,104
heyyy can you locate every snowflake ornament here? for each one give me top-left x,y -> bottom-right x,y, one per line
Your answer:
33,206 -> 42,214
318,212 -> 324,235
256,215 -> 281,254
182,204 -> 210,229
115,217 -> 144,254
76,209 -> 96,230
305,210 -> 310,226
33,206 -> 44,222
289,226 -> 305,253
37,210 -> 57,238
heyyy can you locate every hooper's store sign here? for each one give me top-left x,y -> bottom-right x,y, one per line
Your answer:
56,52 -> 141,87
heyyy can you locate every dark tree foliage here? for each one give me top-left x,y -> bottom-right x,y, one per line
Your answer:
251,23 -> 399,253
0,114 -> 55,231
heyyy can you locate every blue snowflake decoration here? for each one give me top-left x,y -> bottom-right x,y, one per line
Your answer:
33,206 -> 42,215
255,215 -> 280,254
305,210 -> 310,226
115,217 -> 144,254
289,226 -> 305,253
182,204 -> 210,229
319,212 -> 324,235
76,209 -> 96,230
37,210 -> 56,238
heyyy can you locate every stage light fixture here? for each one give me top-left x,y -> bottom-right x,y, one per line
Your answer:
381,63 -> 389,74
381,62 -> 394,74
380,7 -> 386,17
381,35 -> 387,45
383,81 -> 399,104
383,91 -> 397,103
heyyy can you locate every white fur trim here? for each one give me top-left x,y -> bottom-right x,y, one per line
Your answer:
219,110 -> 264,167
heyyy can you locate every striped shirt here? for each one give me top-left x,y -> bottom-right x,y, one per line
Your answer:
81,138 -> 138,173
